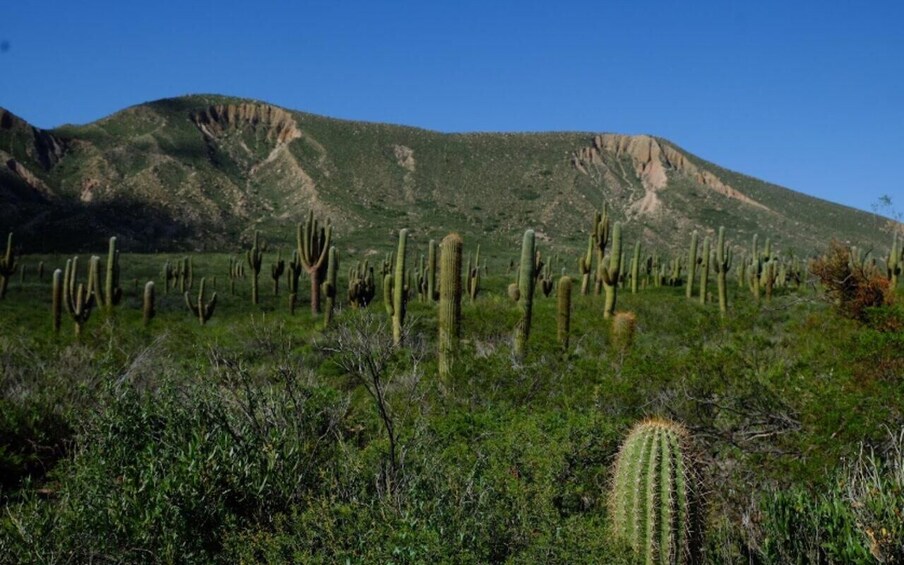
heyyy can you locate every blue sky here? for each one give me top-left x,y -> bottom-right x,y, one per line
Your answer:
2,1 -> 902,217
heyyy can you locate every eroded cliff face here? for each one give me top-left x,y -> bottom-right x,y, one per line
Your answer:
190,103 -> 302,145
572,134 -> 767,214
0,109 -> 67,171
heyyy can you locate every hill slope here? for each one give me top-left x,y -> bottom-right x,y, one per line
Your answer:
0,94 -> 894,255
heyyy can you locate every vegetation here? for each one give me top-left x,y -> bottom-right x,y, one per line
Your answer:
0,217 -> 902,563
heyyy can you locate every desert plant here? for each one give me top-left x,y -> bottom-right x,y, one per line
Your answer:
143,281 -> 156,326
247,231 -> 264,305
348,260 -> 376,308
103,236 -> 123,312
297,211 -> 333,315
601,222 -> 623,318
557,275 -> 572,351
609,418 -> 704,564
610,311 -> 636,352
271,251 -> 286,296
810,240 -> 891,321
185,277 -> 217,325
51,268 -> 62,333
0,232 -> 17,299
384,229 -> 409,346
323,246 -> 338,328
513,229 -> 536,362
287,251 -> 303,313
686,230 -> 698,299
714,227 -> 732,316
699,235 -> 711,305
438,233 -> 462,382
62,257 -> 96,337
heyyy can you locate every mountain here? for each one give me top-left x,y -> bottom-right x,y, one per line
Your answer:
0,94 -> 895,257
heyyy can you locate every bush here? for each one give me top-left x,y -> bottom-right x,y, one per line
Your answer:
809,240 -> 893,322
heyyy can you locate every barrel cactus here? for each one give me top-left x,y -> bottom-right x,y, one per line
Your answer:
609,418 -> 704,564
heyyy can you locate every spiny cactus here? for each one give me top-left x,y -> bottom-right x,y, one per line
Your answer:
630,241 -> 640,294
698,236 -> 711,305
297,211 -> 333,315
467,244 -> 481,302
162,260 -> 175,295
185,277 -> 217,325
592,207 -> 612,296
513,229 -> 536,362
762,259 -> 777,302
383,229 -> 408,346
323,246 -> 338,328
888,232 -> 902,289
0,232 -> 17,299
271,251 -> 286,296
610,311 -> 637,352
37,261 -> 44,281
713,227 -> 732,316
52,269 -> 63,334
579,234 -> 594,296
557,275 -> 572,352
143,281 -> 156,326
247,231 -> 265,305
176,256 -> 192,293
63,257 -> 95,337
609,418 -> 704,564
686,231 -> 698,299
103,236 -> 122,312
438,233 -> 462,382
287,251 -> 303,314
601,222 -> 622,319
427,239 -> 438,301
348,260 -> 376,308
539,260 -> 554,298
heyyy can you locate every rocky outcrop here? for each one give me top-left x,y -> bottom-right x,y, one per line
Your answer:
190,103 -> 302,145
4,158 -> 54,198
573,133 -> 768,212
393,144 -> 415,172
0,109 -> 67,170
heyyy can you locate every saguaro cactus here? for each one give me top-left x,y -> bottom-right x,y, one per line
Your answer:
271,251 -> 286,296
52,269 -> 63,334
609,418 -> 704,564
467,244 -> 481,302
323,246 -> 338,328
557,275 -> 572,352
714,226 -> 732,316
427,239 -> 438,301
686,231 -> 698,299
513,229 -> 536,362
297,211 -> 333,315
699,236 -> 711,305
185,277 -> 217,325
103,236 -> 123,312
0,232 -> 17,299
438,233 -> 462,381
383,229 -> 409,346
601,222 -> 623,318
630,241 -> 641,294
348,260 -> 376,308
287,251 -> 303,314
579,234 -> 594,295
888,232 -> 901,289
63,257 -> 95,337
247,231 -> 264,305
143,281 -> 156,326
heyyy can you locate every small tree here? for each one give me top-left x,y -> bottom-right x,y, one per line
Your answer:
810,240 -> 892,321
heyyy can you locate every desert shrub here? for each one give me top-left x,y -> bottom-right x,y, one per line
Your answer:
810,240 -> 893,322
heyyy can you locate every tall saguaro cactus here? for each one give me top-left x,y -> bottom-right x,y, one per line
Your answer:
297,211 -> 332,315
513,229 -> 536,362
270,251 -> 286,296
143,281 -> 156,326
323,246 -> 338,328
888,232 -> 901,289
557,275 -> 572,352
714,226 -> 732,316
686,231 -> 698,299
52,269 -> 63,334
0,232 -> 17,299
631,241 -> 641,294
103,236 -> 123,312
247,231 -> 264,305
287,251 -> 303,314
63,257 -> 95,337
699,236 -> 711,304
609,418 -> 704,564
427,239 -> 438,301
601,222 -> 622,318
185,277 -> 217,325
438,233 -> 462,381
384,229 -> 409,346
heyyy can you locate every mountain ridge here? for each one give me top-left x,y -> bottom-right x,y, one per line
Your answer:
0,94 -> 896,256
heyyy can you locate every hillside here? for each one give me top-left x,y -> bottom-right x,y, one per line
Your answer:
0,94 -> 894,255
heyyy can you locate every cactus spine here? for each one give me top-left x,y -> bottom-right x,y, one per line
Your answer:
601,222 -> 622,318
438,233 -> 462,381
609,418 -> 704,564
557,275 -> 572,352
297,211 -> 332,315
247,231 -> 264,305
52,269 -> 63,334
686,231 -> 698,299
323,246 -> 338,328
103,236 -> 122,312
698,236 -> 710,305
143,281 -> 156,326
714,227 -> 732,316
185,277 -> 217,325
513,229 -> 536,362
0,232 -> 17,299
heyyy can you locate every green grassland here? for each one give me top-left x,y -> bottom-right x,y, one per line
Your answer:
1,243 -> 902,563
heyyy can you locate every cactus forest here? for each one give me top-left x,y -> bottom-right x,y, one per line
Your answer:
1,211 -> 903,564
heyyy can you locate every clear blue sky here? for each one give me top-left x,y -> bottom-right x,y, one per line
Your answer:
2,1 -> 902,217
